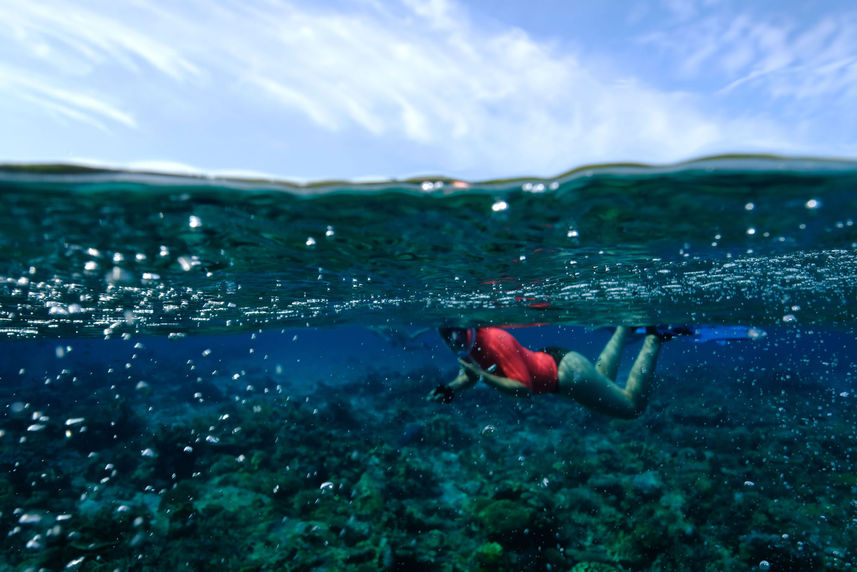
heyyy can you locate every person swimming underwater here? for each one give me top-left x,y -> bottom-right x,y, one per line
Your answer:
429,326 -> 676,419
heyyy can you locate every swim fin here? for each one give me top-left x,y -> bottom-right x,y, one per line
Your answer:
634,325 -> 766,343
690,325 -> 767,343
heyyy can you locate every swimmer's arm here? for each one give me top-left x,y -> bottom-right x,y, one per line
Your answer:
458,359 -> 531,398
448,369 -> 477,392
480,373 -> 532,398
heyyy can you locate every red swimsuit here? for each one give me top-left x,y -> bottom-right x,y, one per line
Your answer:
464,327 -> 559,394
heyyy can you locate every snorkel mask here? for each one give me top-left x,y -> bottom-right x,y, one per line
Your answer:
439,327 -> 476,358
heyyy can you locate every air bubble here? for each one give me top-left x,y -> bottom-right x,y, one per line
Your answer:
177,256 -> 199,272
106,266 -> 134,284
19,513 -> 42,524
522,182 -> 545,193
481,425 -> 497,437
25,534 -> 43,550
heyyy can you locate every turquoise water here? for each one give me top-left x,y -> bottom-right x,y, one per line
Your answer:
2,157 -> 857,337
1,157 -> 857,570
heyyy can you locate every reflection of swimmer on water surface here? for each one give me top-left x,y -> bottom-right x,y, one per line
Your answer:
367,326 -> 432,350
429,326 -> 687,419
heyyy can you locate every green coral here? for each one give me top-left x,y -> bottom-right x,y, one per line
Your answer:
470,498 -> 539,543
475,541 -> 505,569
570,563 -> 622,572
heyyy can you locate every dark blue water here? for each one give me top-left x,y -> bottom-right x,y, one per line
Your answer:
1,158 -> 857,570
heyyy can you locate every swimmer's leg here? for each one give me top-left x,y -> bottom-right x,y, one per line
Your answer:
595,326 -> 630,381
558,351 -> 638,418
557,332 -> 662,419
623,333 -> 663,411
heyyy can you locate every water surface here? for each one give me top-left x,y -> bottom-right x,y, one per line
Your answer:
2,156 -> 857,338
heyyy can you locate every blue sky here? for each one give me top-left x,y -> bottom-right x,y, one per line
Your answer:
1,0 -> 856,181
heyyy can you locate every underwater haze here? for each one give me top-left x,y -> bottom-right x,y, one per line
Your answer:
2,157 -> 857,570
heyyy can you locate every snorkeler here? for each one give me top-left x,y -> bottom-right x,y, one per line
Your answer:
367,325 -> 432,350
429,326 -> 683,419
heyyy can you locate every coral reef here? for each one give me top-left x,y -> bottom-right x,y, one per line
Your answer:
1,344 -> 855,571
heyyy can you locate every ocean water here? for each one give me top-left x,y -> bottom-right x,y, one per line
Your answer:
1,157 -> 857,570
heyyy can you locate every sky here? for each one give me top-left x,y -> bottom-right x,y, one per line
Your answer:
1,0 -> 856,181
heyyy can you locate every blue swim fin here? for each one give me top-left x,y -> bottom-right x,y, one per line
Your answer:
690,325 -> 767,343
634,325 -> 766,343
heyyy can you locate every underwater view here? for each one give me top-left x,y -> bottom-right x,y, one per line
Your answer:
2,156 -> 857,571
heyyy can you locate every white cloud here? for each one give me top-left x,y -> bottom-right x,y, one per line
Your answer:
0,0 -> 825,178
0,63 -> 135,130
0,2 -> 199,80
641,4 -> 857,102
211,0 -> 789,172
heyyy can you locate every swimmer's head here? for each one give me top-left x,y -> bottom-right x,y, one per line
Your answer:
439,327 -> 475,357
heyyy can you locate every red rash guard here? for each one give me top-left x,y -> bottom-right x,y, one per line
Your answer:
464,327 -> 559,394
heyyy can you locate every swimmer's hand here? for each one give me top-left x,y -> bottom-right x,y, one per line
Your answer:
427,384 -> 455,403
458,359 -> 490,381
